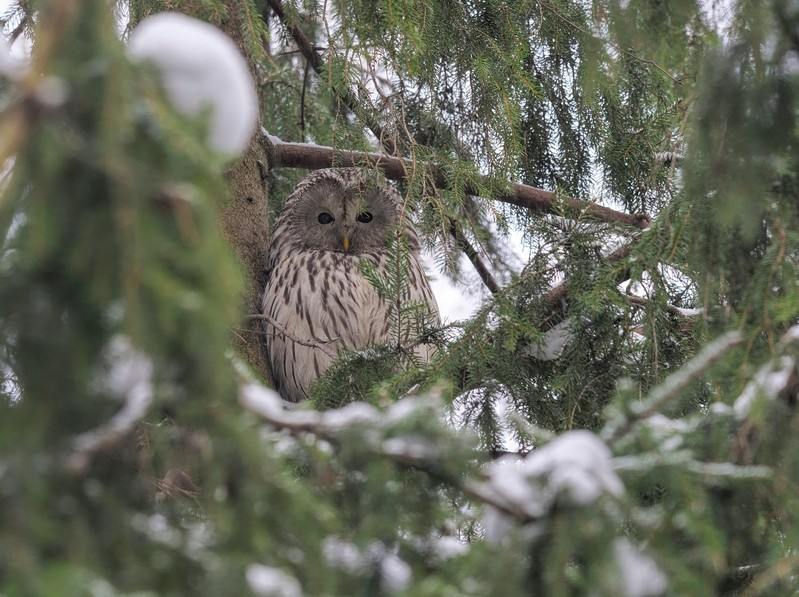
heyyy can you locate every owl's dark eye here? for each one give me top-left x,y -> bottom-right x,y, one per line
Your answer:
318,212 -> 334,224
356,212 -> 373,223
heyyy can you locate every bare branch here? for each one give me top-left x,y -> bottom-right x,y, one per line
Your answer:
265,135 -> 652,230
448,218 -> 500,294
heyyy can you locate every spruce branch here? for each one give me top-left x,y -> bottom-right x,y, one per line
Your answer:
240,383 -> 537,521
65,392 -> 152,476
602,331 -> 743,444
536,238 -> 639,330
263,0 -> 398,153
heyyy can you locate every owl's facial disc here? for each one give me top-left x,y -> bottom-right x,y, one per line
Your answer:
298,183 -> 398,253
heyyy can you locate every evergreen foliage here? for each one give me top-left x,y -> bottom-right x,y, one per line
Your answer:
3,0 -> 799,595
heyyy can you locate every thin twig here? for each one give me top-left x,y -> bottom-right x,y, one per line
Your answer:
300,58 -> 310,142
252,313 -> 339,359
8,16 -> 27,45
264,0 -> 397,153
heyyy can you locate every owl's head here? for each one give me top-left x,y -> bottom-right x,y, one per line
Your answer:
280,168 -> 405,254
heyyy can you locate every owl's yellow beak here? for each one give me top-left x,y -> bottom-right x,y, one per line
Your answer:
342,233 -> 350,252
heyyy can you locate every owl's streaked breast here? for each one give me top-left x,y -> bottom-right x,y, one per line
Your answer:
261,168 -> 439,404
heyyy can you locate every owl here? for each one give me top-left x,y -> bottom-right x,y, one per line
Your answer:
261,168 -> 439,403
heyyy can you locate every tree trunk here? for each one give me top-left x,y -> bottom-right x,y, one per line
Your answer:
221,141 -> 272,383
215,6 -> 272,383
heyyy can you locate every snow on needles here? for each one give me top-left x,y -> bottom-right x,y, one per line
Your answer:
613,538 -> 668,597
734,355 -> 796,418
321,537 -> 412,594
246,564 -> 303,597
127,13 -> 258,156
484,430 -> 623,521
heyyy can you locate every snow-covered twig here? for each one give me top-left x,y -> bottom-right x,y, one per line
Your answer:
624,293 -> 703,320
614,449 -> 771,479
240,382 -> 542,520
603,330 -> 743,444
65,337 -> 154,475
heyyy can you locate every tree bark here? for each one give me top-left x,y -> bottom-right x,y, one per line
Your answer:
216,5 -> 272,383
221,142 -> 272,383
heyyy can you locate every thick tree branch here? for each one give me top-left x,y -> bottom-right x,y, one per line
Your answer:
265,135 -> 652,230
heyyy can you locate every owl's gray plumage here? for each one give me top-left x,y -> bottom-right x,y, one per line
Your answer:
262,168 -> 439,403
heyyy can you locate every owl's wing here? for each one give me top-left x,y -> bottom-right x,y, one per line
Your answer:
405,255 -> 440,363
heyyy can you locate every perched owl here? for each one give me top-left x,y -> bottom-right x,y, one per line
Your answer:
261,168 -> 439,403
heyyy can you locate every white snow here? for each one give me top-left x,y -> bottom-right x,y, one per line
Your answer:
96,335 -> 154,406
245,564 -> 303,597
525,317 -> 574,361
320,401 -> 379,429
382,436 -> 437,460
674,306 -> 703,317
384,394 -> 440,424
0,34 -> 27,80
321,536 -> 363,573
240,382 -> 286,419
482,506 -> 516,544
642,414 -> 693,452
709,402 -> 733,416
321,537 -> 412,594
780,324 -> 799,345
428,535 -> 469,560
127,12 -> 258,156
733,355 -> 796,418
613,538 -> 668,597
484,430 -> 623,519
33,76 -> 69,107
378,550 -> 412,594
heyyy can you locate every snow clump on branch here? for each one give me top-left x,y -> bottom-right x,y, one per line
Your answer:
127,12 -> 258,156
483,429 -> 623,531
246,564 -> 303,597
